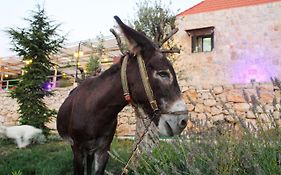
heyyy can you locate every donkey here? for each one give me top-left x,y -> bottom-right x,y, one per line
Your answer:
57,16 -> 188,175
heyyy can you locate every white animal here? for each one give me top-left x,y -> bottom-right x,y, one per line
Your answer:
0,125 -> 45,148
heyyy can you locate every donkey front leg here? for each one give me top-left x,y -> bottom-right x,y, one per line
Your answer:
86,153 -> 95,175
94,149 -> 109,175
72,144 -> 86,175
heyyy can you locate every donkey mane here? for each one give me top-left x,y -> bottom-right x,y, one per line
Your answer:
70,60 -> 124,96
98,62 -> 122,80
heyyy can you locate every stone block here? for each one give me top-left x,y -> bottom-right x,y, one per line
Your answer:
233,103 -> 250,112
128,117 -> 136,125
264,104 -> 273,113
184,89 -> 198,102
197,113 -> 207,120
258,83 -> 274,91
225,115 -> 236,123
246,111 -> 256,119
197,98 -> 204,104
273,111 -> 280,120
259,113 -> 271,123
212,114 -> 224,122
118,124 -> 136,136
186,104 -> 195,111
211,106 -> 222,115
226,89 -> 246,103
201,92 -> 212,100
213,86 -> 223,94
202,84 -> 212,90
217,93 -> 227,102
243,89 -> 257,100
259,91 -> 274,104
204,106 -> 211,113
195,104 -> 204,113
204,99 -> 217,106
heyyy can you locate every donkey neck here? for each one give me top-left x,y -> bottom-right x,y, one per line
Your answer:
92,63 -> 128,114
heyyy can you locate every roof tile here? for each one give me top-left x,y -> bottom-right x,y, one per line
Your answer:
177,0 -> 281,16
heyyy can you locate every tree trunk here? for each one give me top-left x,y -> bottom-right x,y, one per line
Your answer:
135,108 -> 159,153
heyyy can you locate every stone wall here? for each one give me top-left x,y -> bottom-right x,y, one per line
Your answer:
1,82 -> 281,135
182,82 -> 281,131
0,93 -> 18,125
0,87 -> 136,136
174,1 -> 281,85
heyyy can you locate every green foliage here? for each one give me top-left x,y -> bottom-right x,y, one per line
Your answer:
7,5 -> 65,135
131,80 -> 281,174
133,127 -> 281,175
0,138 -> 132,175
134,0 -> 176,46
11,170 -> 23,175
96,33 -> 105,56
84,34 -> 104,76
1,130 -> 281,175
0,140 -> 73,175
86,55 -> 100,76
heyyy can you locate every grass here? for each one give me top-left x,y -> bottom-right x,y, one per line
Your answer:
0,139 -> 73,175
1,129 -> 281,175
132,128 -> 281,175
0,137 -> 132,175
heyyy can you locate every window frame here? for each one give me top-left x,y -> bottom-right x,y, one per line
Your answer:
186,26 -> 215,53
192,34 -> 214,53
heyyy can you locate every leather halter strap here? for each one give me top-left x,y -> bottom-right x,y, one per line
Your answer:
121,54 -> 159,112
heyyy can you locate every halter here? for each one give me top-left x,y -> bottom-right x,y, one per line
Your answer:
120,53 -> 188,175
121,53 -> 159,113
121,53 -> 189,117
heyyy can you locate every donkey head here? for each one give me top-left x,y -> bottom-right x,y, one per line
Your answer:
115,16 -> 188,136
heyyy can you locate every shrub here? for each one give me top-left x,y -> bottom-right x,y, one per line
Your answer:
131,125 -> 281,175
129,78 -> 281,174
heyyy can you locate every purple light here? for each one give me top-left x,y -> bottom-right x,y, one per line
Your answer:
230,47 -> 276,84
47,84 -> 52,89
43,81 -> 53,91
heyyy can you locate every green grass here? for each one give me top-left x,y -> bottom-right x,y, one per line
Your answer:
0,139 -> 72,175
0,137 -> 132,175
1,128 -> 281,175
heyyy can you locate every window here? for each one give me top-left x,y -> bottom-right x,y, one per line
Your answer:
186,26 -> 214,53
192,34 -> 213,53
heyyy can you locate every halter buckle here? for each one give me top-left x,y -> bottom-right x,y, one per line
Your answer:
150,100 -> 159,112
124,93 -> 131,103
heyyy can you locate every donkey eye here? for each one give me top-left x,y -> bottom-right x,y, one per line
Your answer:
157,71 -> 170,79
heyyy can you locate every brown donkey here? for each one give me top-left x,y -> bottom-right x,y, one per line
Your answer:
57,16 -> 188,175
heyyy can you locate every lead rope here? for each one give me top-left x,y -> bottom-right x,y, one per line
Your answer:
120,113 -> 157,175
120,54 -> 159,174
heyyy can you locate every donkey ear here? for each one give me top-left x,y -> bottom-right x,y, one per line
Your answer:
114,16 -> 157,55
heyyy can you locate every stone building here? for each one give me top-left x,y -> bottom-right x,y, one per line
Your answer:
175,0 -> 281,86
172,0 -> 281,131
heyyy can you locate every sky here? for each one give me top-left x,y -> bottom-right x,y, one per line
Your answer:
0,0 -> 202,57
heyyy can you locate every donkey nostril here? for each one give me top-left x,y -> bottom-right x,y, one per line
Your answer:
179,119 -> 187,128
